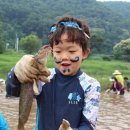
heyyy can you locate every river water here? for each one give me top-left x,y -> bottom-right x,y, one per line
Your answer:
0,91 -> 130,130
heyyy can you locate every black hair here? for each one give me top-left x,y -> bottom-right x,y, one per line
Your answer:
124,77 -> 128,80
48,16 -> 90,53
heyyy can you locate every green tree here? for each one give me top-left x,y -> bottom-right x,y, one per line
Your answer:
19,34 -> 42,54
0,22 -> 5,53
113,38 -> 130,61
90,28 -> 105,53
0,39 -> 5,53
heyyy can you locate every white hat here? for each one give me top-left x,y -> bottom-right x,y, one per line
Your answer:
112,70 -> 121,75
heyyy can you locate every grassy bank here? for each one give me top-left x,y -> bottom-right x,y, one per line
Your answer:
0,51 -> 130,91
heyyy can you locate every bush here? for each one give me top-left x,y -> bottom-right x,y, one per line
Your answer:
102,55 -> 111,61
113,38 -> 130,61
19,34 -> 42,54
0,42 -> 5,54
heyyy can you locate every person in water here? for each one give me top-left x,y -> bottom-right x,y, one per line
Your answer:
112,70 -> 124,88
106,77 -> 124,95
124,77 -> 130,92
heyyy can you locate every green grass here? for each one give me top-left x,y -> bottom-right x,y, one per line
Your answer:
0,51 -> 130,91
0,50 -> 25,79
81,59 -> 130,91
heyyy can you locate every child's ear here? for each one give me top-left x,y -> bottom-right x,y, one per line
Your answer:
83,48 -> 90,60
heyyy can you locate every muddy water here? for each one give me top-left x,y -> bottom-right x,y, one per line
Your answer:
0,91 -> 130,130
97,92 -> 130,130
0,92 -> 36,130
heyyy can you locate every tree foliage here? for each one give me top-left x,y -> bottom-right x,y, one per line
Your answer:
19,34 -> 42,54
113,38 -> 130,61
0,40 -> 5,53
90,28 -> 105,53
0,0 -> 130,54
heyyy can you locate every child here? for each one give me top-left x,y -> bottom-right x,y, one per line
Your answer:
5,16 -> 101,130
124,77 -> 130,92
0,112 -> 9,130
106,77 -> 124,95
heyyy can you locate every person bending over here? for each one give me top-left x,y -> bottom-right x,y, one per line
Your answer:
106,77 -> 124,95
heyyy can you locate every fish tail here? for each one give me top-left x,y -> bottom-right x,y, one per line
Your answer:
18,83 -> 34,129
18,120 -> 25,130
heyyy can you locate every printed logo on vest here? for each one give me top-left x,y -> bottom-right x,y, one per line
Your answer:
68,92 -> 81,104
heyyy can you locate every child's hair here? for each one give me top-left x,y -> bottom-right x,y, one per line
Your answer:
48,16 -> 90,53
124,77 -> 128,80
111,77 -> 118,82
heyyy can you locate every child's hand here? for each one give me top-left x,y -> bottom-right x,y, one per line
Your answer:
59,119 -> 73,130
14,55 -> 50,83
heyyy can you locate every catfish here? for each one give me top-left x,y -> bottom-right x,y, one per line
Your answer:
18,45 -> 51,130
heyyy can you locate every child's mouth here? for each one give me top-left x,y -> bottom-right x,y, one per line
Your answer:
61,63 -> 71,73
61,63 -> 70,69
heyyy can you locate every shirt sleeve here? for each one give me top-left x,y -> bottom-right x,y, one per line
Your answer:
5,68 -> 21,97
0,112 -> 9,130
77,73 -> 101,130
82,81 -> 100,129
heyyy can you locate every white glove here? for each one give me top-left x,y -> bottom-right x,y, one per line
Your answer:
59,119 -> 73,130
117,91 -> 120,95
14,55 -> 50,83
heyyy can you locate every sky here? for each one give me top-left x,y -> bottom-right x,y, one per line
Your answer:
97,0 -> 130,2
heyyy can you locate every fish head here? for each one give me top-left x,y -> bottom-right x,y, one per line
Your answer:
35,45 -> 52,65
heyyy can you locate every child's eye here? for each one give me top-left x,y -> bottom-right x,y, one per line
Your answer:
55,51 -> 61,53
69,51 -> 76,53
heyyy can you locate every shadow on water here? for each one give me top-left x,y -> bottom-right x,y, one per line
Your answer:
0,91 -> 130,130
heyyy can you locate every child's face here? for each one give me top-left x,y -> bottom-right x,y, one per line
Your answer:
52,33 -> 90,76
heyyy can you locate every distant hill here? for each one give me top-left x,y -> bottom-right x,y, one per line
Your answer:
0,0 -> 130,53
102,1 -> 130,19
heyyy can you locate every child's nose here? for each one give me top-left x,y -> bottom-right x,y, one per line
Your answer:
61,53 -> 69,60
